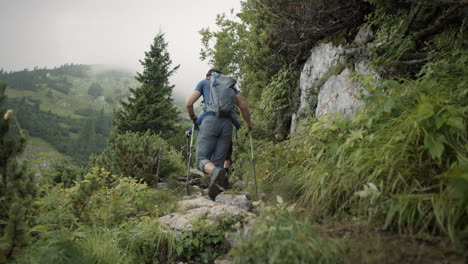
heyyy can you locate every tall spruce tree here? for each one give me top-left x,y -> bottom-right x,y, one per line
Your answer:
114,33 -> 180,138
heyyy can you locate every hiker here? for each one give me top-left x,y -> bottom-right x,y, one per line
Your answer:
186,69 -> 253,200
185,110 -> 241,180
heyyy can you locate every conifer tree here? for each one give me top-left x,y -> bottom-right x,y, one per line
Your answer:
114,33 -> 180,138
0,82 -> 36,262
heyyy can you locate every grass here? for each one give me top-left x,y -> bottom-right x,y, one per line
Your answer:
254,51 -> 468,244
17,136 -> 71,178
320,220 -> 468,264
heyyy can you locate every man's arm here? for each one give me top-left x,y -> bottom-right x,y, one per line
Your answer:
235,94 -> 253,128
186,91 -> 202,120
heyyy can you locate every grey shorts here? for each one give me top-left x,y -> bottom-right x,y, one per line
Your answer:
196,115 -> 233,171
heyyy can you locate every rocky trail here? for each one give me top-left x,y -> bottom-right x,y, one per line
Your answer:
156,168 -> 256,263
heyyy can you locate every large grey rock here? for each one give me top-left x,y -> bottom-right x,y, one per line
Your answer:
215,194 -> 251,211
315,68 -> 365,118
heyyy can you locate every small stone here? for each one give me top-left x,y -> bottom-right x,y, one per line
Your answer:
190,168 -> 205,178
232,181 -> 247,190
215,194 -> 251,211
214,258 -> 233,264
354,23 -> 374,46
156,182 -> 168,190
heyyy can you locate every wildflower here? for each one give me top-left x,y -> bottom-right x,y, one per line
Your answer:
3,109 -> 14,120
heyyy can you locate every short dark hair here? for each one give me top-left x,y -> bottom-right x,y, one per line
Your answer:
206,68 -> 222,77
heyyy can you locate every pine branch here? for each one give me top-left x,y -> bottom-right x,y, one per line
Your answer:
413,6 -> 463,40
402,0 -> 426,36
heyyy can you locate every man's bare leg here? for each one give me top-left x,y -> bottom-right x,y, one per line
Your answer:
203,162 -> 216,175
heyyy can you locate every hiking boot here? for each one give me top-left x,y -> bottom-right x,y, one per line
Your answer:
222,171 -> 229,189
208,168 -> 227,199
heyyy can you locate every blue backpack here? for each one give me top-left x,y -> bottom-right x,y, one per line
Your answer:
206,72 -> 237,118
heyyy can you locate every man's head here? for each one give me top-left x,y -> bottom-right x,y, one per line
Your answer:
206,68 -> 222,79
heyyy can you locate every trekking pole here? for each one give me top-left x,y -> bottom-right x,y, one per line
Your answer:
185,123 -> 195,196
235,129 -> 243,181
247,127 -> 259,201
154,147 -> 163,187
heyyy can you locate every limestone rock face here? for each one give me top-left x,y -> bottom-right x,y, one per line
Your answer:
299,42 -> 344,112
292,26 -> 379,132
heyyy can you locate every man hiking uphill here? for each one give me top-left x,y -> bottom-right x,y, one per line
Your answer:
186,69 -> 253,200
186,110 -> 241,180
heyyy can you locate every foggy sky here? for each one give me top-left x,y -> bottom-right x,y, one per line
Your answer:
0,0 -> 242,98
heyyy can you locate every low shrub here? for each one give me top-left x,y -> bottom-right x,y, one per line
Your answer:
230,197 -> 341,264
91,131 -> 185,186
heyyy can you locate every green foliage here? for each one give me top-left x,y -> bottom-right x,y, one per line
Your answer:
0,65 -> 84,94
84,175 -> 177,227
17,231 -> 94,264
6,97 -> 112,165
175,216 -> 242,262
41,160 -> 84,188
258,67 -> 300,140
91,218 -> 177,263
230,199 -> 341,264
92,131 -> 184,186
87,82 -> 103,97
35,167 -> 178,229
20,165 -> 180,263
2,64 -> 135,165
257,52 -> 468,242
0,83 -> 37,262
19,219 -> 178,264
114,32 -> 181,139
366,1 -> 467,76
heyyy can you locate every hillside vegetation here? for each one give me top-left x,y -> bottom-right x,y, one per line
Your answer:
1,64 -> 136,164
